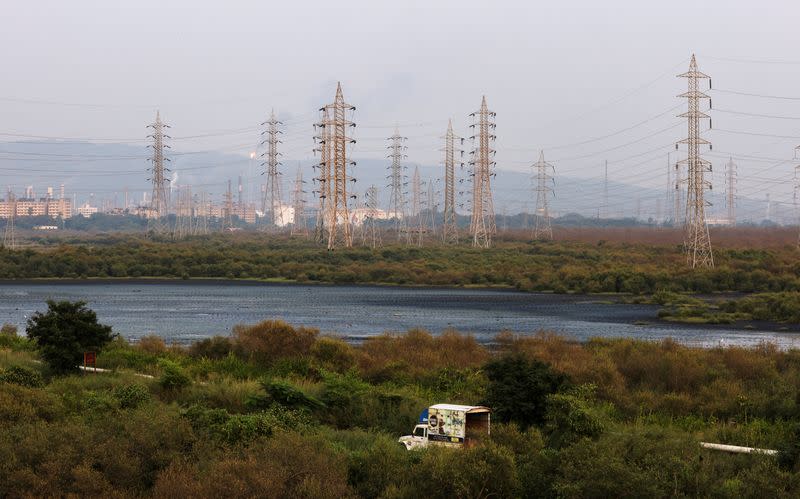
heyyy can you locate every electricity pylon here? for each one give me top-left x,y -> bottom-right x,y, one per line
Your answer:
602,159 -> 609,220
677,54 -> 714,268
427,179 -> 438,239
319,82 -> 356,250
442,120 -> 462,244
58,184 -> 67,227
223,179 -> 234,231
363,185 -> 381,249
291,167 -> 308,236
665,154 -> 673,225
387,127 -> 408,242
3,189 -> 16,249
313,107 -> 332,243
794,145 -> 800,248
196,191 -> 209,235
724,157 -> 737,226
175,185 -> 193,239
147,111 -> 171,235
410,166 -> 426,246
532,150 -> 555,240
468,96 -> 497,248
261,110 -> 284,228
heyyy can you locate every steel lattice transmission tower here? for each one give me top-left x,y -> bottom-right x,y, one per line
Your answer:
411,166 -> 426,246
426,179 -> 438,239
602,159 -> 609,219
3,189 -> 16,249
387,127 -> 408,242
468,96 -> 497,248
175,185 -> 193,239
442,120 -> 462,244
724,157 -> 737,226
794,145 -> 800,248
363,185 -> 382,249
677,55 -> 714,268
223,179 -> 234,231
261,110 -> 284,228
313,107 -> 332,243
196,191 -> 209,235
320,82 -> 356,250
147,111 -> 171,235
291,167 -> 308,236
532,151 -> 555,240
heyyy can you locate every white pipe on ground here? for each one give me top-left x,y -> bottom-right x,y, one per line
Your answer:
700,442 -> 778,456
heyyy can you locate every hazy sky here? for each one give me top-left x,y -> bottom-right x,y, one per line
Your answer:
2,0 -> 799,219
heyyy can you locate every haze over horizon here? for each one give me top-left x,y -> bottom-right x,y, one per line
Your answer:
2,0 -> 799,221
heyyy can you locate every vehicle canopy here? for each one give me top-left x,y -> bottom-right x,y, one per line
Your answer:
425,404 -> 491,444
418,404 -> 491,423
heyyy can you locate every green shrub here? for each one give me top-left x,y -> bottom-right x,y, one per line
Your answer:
233,320 -> 318,365
0,323 -> 17,337
113,383 -> 151,409
0,365 -> 43,388
402,442 -> 519,498
484,354 -> 569,428
246,378 -> 324,411
137,335 -> 167,354
188,335 -> 233,360
158,359 -> 190,391
544,389 -> 606,448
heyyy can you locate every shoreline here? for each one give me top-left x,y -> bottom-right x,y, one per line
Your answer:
0,276 -> 524,293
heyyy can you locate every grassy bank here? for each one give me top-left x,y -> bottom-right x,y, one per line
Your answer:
3,322 -> 800,497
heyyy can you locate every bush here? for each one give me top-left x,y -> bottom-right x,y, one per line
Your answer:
158,359 -> 190,391
544,388 -> 606,448
233,320 -> 318,364
312,336 -> 357,372
153,432 -> 352,498
0,323 -> 17,337
0,365 -> 43,388
246,378 -> 324,411
113,383 -> 151,409
484,354 -> 569,428
404,442 -> 519,498
137,335 -> 167,354
188,335 -> 233,360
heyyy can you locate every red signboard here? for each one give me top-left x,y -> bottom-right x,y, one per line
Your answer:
83,351 -> 96,371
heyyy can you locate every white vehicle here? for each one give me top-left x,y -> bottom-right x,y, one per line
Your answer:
399,404 -> 491,451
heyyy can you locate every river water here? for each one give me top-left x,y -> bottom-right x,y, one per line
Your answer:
0,281 -> 797,348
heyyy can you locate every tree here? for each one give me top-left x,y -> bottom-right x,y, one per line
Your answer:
26,300 -> 115,374
483,354 -> 568,428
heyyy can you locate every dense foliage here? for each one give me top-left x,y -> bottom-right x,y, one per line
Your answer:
3,320 -> 800,497
25,300 -> 115,373
657,291 -> 800,324
1,233 -> 800,295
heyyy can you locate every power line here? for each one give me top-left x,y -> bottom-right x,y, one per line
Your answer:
711,88 -> 800,101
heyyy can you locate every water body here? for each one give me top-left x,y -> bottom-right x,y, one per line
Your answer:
0,281 -> 797,349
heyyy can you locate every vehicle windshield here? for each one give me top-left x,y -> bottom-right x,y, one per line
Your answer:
413,427 -> 425,437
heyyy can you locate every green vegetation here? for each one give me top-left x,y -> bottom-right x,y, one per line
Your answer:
1,233 -> 800,295
25,300 -> 116,373
658,292 -> 800,325
3,318 -> 800,497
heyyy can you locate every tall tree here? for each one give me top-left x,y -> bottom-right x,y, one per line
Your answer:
26,300 -> 115,374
